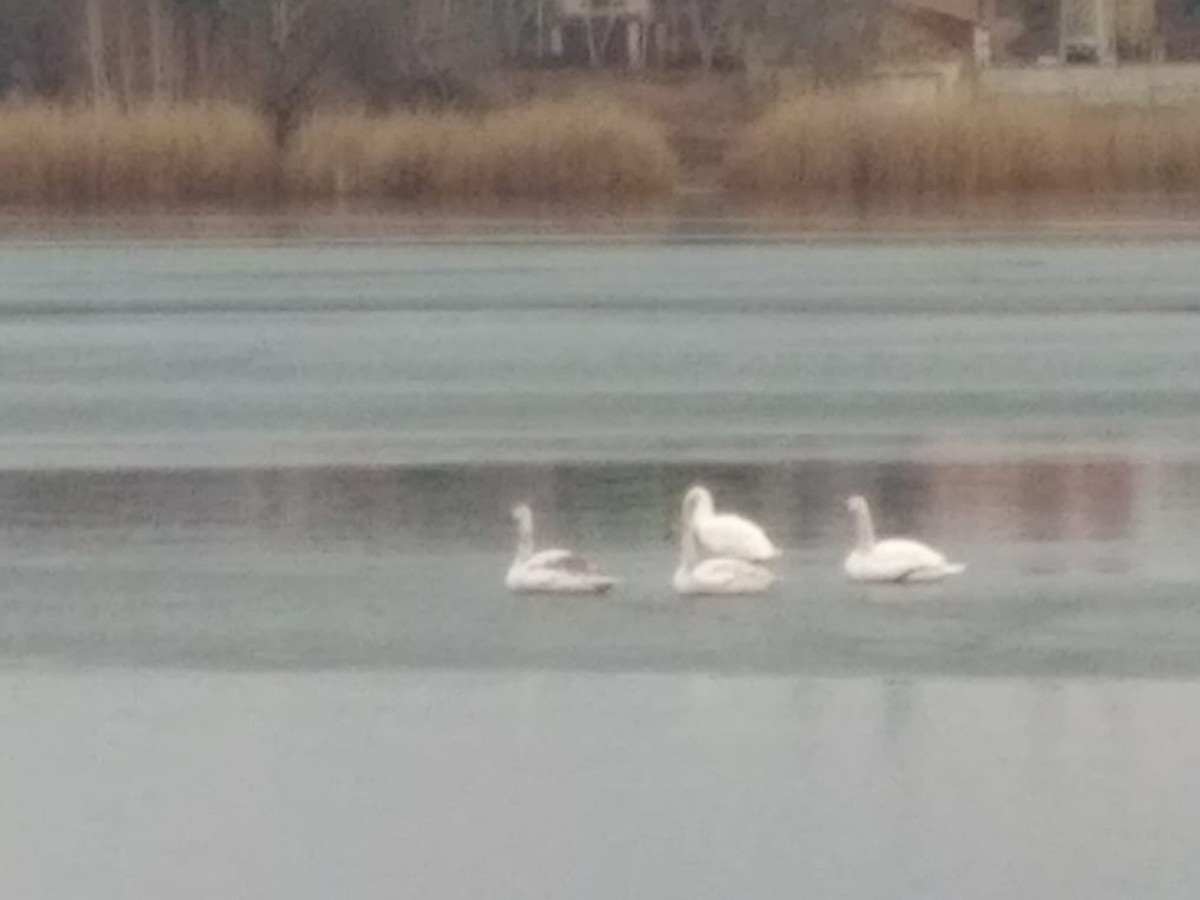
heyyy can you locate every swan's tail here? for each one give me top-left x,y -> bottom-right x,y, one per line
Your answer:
899,561 -> 966,582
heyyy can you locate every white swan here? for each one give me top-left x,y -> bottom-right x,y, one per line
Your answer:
505,504 -> 617,594
843,495 -> 965,583
673,518 -> 776,595
683,485 -> 781,563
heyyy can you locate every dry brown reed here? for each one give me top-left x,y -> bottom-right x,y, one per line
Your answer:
287,100 -> 677,202
726,93 -> 1200,201
0,103 -> 277,206
0,99 -> 676,207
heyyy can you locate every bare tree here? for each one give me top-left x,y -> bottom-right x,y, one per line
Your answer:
683,0 -> 739,69
83,0 -> 110,102
0,0 -> 497,110
581,7 -> 622,68
148,0 -> 175,100
0,0 -> 48,96
254,0 -> 343,143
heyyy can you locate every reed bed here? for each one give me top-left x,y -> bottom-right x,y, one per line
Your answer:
0,103 -> 277,205
287,100 -> 677,202
726,94 -> 1200,201
0,99 -> 676,206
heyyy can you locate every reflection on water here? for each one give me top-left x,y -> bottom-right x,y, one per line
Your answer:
0,455 -> 1185,555
2,454 -> 1199,675
3,670 -> 1197,900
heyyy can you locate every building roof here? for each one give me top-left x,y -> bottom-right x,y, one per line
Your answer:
894,0 -> 982,23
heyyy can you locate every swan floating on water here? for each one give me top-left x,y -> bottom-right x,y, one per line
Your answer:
505,503 -> 617,594
673,516 -> 776,595
683,485 -> 781,563
843,495 -> 965,584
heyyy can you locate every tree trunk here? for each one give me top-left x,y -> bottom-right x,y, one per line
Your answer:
84,0 -> 110,104
583,13 -> 600,67
267,0 -> 294,144
264,0 -> 329,147
687,0 -> 716,69
597,15 -> 618,63
192,8 -> 212,98
148,0 -> 166,101
116,0 -> 135,106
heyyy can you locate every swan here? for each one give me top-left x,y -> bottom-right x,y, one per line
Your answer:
683,485 -> 781,563
505,503 -> 617,594
843,495 -> 965,583
673,518 -> 776,595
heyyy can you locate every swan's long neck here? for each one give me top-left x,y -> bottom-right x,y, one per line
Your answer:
516,516 -> 534,561
852,504 -> 876,553
679,522 -> 700,570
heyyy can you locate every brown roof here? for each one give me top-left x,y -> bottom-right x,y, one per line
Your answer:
894,0 -> 982,22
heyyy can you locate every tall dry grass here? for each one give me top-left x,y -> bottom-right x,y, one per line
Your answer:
0,104 -> 277,205
287,100 -> 677,202
726,94 -> 1200,201
0,99 -> 676,206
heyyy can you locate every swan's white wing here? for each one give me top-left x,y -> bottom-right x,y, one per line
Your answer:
689,557 -> 776,594
526,548 -> 597,574
694,513 -> 781,562
850,538 -> 962,583
509,548 -> 617,593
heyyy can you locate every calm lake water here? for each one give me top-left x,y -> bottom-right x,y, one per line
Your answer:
5,671 -> 1200,900
2,223 -> 1199,898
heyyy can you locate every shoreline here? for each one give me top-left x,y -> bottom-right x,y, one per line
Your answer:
3,198 -> 1200,243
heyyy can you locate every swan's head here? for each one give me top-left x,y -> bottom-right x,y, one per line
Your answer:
511,503 -> 533,529
682,485 -> 713,519
846,495 -> 869,515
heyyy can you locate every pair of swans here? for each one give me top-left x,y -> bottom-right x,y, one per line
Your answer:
673,485 -> 780,595
505,488 -> 964,595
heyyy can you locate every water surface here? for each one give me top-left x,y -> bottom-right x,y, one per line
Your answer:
2,235 -> 1199,466
3,227 -> 1200,899
4,671 -> 1198,900
2,232 -> 1200,672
